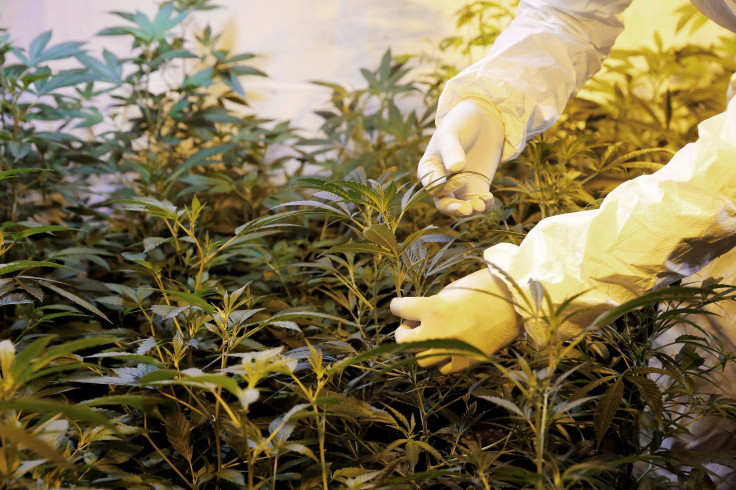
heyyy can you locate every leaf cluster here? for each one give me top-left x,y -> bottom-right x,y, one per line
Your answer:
0,2 -> 734,489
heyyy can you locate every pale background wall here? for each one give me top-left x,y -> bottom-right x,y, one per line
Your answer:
0,0 -> 730,135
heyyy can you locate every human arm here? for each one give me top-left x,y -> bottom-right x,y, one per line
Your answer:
396,99 -> 736,369
486,99 -> 736,348
424,0 -> 633,217
390,268 -> 523,374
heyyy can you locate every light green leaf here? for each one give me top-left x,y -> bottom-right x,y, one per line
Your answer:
0,261 -> 73,276
79,395 -> 156,410
326,243 -> 387,255
157,290 -> 214,314
143,237 -> 167,253
0,422 -> 70,467
13,225 -> 70,240
0,399 -> 113,428
475,395 -> 527,419
363,224 -> 399,254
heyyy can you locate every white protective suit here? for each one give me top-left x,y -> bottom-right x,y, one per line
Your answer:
435,0 -> 736,348
434,0 -> 736,479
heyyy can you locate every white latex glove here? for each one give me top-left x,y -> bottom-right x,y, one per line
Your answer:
390,269 -> 522,374
418,98 -> 505,218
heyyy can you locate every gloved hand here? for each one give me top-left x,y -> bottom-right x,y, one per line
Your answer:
390,269 -> 523,374
418,98 -> 505,217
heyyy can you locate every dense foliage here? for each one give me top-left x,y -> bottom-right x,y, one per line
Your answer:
1,1 -> 736,488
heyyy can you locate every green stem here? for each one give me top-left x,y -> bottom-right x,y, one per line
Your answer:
315,404 -> 328,490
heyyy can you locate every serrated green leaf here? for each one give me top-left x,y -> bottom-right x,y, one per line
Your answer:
29,336 -> 116,376
0,168 -> 49,181
569,375 -> 616,402
13,225 -> 70,240
329,339 -> 483,375
165,144 -> 235,183
219,69 -> 245,96
143,237 -> 167,253
158,290 -> 214,314
278,200 -> 347,216
399,226 -> 442,254
216,469 -> 244,485
363,224 -> 399,254
325,242 -> 387,255
593,286 -> 715,326
12,336 -> 54,380
38,280 -> 111,323
28,31 -> 52,65
166,410 -> 193,461
405,439 -> 419,470
594,378 -> 624,445
628,375 -> 663,426
475,395 -> 527,419
0,261 -> 73,276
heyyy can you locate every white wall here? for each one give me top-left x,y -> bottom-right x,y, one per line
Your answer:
0,0 -> 729,135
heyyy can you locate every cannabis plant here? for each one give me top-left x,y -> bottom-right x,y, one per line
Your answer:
0,1 -> 735,488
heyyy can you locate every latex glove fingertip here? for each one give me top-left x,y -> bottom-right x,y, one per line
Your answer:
416,348 -> 448,368
447,201 -> 473,217
417,356 -> 446,369
394,324 -> 420,344
440,356 -> 473,374
447,160 -> 465,173
469,198 -> 486,213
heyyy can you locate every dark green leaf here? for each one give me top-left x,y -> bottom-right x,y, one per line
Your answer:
628,375 -> 663,426
594,378 -> 624,445
0,261 -> 73,276
38,280 -> 111,323
165,410 -> 193,461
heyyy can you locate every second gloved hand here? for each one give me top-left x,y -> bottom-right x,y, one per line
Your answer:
390,269 -> 523,374
418,98 -> 505,218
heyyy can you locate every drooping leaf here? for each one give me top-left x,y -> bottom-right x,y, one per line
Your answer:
0,261 -> 73,276
165,410 -> 193,461
594,378 -> 624,445
475,395 -> 528,419
0,399 -> 113,428
329,339 -> 484,375
156,290 -> 214,314
628,375 -> 663,426
79,395 -> 157,410
38,280 -> 111,323
151,304 -> 200,319
0,422 -> 71,467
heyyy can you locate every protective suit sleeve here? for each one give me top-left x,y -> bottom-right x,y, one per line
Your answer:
437,0 -> 632,161
485,98 -> 736,348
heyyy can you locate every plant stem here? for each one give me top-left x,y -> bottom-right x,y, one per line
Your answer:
143,413 -> 194,489
315,404 -> 328,490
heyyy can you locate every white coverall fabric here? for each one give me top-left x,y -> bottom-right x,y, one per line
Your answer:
437,0 -> 632,161
439,0 -> 736,476
691,0 -> 736,32
486,100 -> 736,341
438,0 -> 736,342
